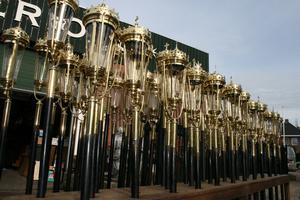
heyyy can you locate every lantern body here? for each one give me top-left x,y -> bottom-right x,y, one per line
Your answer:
34,51 -> 49,88
1,42 -> 25,82
0,27 -> 29,88
47,0 -> 77,45
165,71 -> 182,101
58,64 -> 74,100
120,24 -> 152,87
83,3 -> 119,80
85,24 -> 114,71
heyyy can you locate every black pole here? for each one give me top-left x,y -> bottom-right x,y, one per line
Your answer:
126,126 -> 132,188
90,133 -> 97,198
64,113 -> 76,191
73,120 -> 84,191
259,140 -> 265,178
229,132 -> 236,183
161,126 -> 166,187
235,138 -> 240,181
118,126 -> 129,188
164,119 -> 170,189
213,127 -> 220,186
94,98 -> 104,192
37,98 -> 56,198
188,127 -> 194,186
169,116 -> 177,193
148,124 -> 156,185
207,129 -> 213,184
26,100 -> 43,194
130,107 -> 141,198
200,130 -> 206,182
99,112 -> 110,189
141,123 -> 150,186
53,108 -> 67,192
0,96 -> 12,179
194,127 -> 201,189
221,133 -> 226,182
207,148 -> 213,184
80,96 -> 96,200
25,128 -> 40,194
155,120 -> 163,185
183,112 -> 188,184
242,134 -> 247,181
107,122 -> 116,188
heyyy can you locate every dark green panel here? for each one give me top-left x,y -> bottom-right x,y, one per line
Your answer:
0,43 -> 35,91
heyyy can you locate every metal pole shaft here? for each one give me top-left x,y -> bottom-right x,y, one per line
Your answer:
81,96 -> 96,200
183,112 -> 188,184
37,67 -> 57,198
25,100 -> 43,194
169,117 -> 177,193
0,96 -> 12,179
194,127 -> 201,189
131,106 -> 140,198
188,126 -> 194,186
64,113 -> 77,191
213,126 -> 220,186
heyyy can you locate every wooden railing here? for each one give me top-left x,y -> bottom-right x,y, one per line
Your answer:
4,175 -> 290,200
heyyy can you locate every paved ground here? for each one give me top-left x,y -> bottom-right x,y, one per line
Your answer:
0,169 -> 300,199
290,171 -> 300,200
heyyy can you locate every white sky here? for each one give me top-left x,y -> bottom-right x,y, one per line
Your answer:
80,0 -> 300,125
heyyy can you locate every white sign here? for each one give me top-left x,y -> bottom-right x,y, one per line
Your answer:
0,0 -> 86,39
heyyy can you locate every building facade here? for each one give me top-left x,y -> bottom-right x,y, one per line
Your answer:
0,0 -> 209,168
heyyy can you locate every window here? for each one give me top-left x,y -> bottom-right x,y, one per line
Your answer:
291,138 -> 299,146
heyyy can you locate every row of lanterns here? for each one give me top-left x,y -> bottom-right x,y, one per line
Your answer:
0,0 -> 288,200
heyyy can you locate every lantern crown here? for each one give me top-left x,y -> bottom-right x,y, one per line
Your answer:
2,26 -> 30,48
35,37 -> 49,53
157,44 -> 188,72
248,100 -> 258,111
48,0 -> 79,12
60,42 -> 79,67
223,82 -> 242,97
83,3 -> 119,30
204,72 -> 225,89
186,61 -> 207,85
240,91 -> 251,102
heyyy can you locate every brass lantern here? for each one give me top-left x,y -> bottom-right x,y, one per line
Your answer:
185,61 -> 207,188
81,3 -> 120,199
120,19 -> 153,93
83,3 -> 119,85
221,81 -> 242,183
145,71 -> 160,125
119,19 -> 153,198
0,27 -> 29,92
240,90 -> 250,181
34,37 -> 50,91
47,0 -> 79,50
157,44 -> 187,193
58,42 -> 79,103
37,0 -> 79,197
0,26 -> 29,178
203,72 -> 225,185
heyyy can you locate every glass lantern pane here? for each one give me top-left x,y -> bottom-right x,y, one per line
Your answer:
13,47 -> 25,81
1,43 -> 23,81
85,23 -> 114,70
34,52 -> 49,84
125,41 -> 148,84
59,65 -> 73,97
47,4 -> 74,44
111,87 -> 122,108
